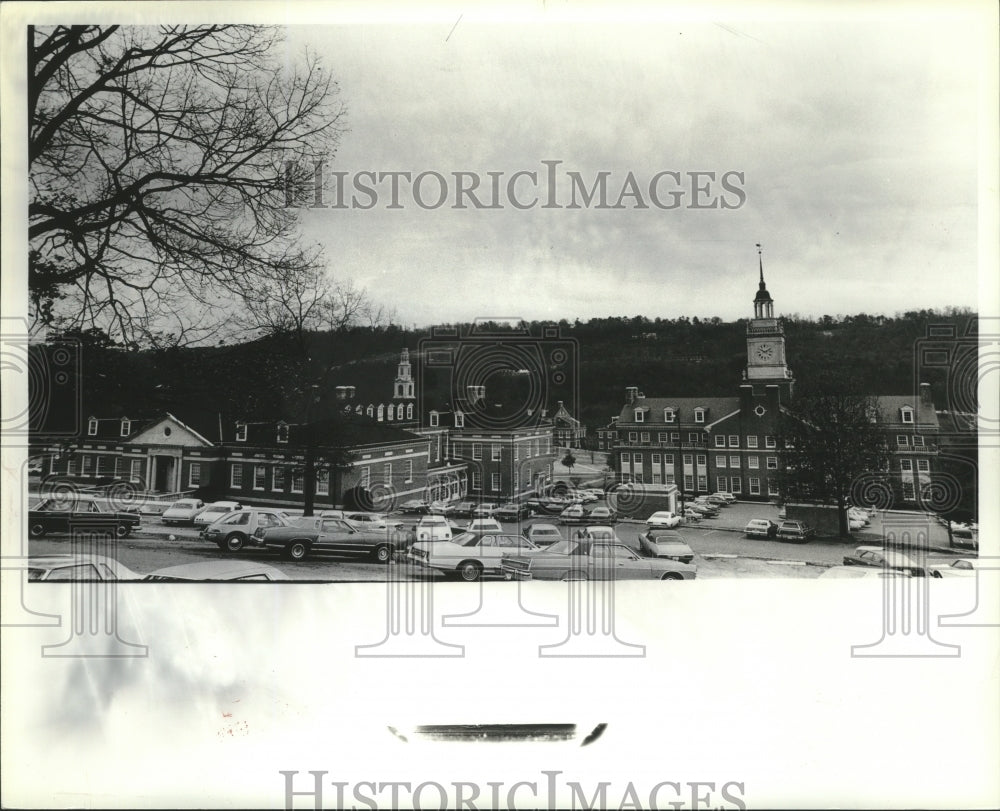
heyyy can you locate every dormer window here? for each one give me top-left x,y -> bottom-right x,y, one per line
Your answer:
377,404 -> 385,421
120,418 -> 130,437
87,417 -> 98,436
454,411 -> 465,428
386,404 -> 393,421
235,422 -> 247,442
430,411 -> 439,427
366,405 -> 374,418
276,422 -> 289,444
664,408 -> 676,423
901,407 -> 914,424
406,403 -> 414,420
694,408 -> 705,424
634,409 -> 645,423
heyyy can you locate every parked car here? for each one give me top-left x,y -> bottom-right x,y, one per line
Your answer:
818,565 -> 913,580
776,520 -> 816,543
471,503 -> 499,518
494,502 -> 533,521
161,498 -> 206,526
428,501 -> 456,516
687,502 -> 719,518
929,558 -> 984,578
682,507 -> 702,523
192,501 -> 241,527
27,554 -> 142,581
28,498 -> 141,539
502,539 -> 697,581
201,507 -> 293,552
702,494 -> 729,507
527,497 -> 573,515
711,491 -> 737,504
842,545 -> 941,577
950,524 -> 979,551
344,512 -> 404,532
559,504 -> 588,524
586,506 -> 617,522
847,507 -> 871,526
573,525 -> 621,544
646,510 -> 682,529
635,529 -> 695,563
466,517 -> 504,534
744,518 -> 779,539
144,561 -> 291,581
522,523 -> 564,546
450,500 -> 480,518
414,515 -> 454,542
399,499 -> 430,515
408,531 -> 542,581
253,516 -> 406,562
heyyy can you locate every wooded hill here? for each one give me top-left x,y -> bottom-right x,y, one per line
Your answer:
42,308 -> 977,435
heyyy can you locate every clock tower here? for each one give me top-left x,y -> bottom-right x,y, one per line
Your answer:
745,245 -> 794,397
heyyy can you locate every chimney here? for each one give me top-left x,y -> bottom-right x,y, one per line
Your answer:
346,385 -> 356,400
919,382 -> 932,406
739,384 -> 753,416
765,384 -> 781,411
626,386 -> 638,404
335,386 -> 347,401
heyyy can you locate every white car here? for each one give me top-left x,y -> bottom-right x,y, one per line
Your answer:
847,508 -> 870,526
192,501 -> 241,527
466,517 -> 504,534
559,504 -> 588,523
647,511 -> 683,529
27,554 -> 142,581
414,515 -> 453,541
819,565 -> 913,579
144,561 -> 290,581
711,491 -> 737,504
161,498 -> 206,525
929,558 -> 984,578
408,531 -> 541,581
344,512 -> 402,532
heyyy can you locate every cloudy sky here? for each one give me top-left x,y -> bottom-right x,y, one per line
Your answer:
278,10 -> 987,327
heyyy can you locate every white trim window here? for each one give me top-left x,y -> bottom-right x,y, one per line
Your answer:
405,459 -> 413,483
429,410 -> 439,427
120,418 -> 131,437
670,432 -> 680,443
765,435 -> 776,448
912,436 -> 924,447
360,466 -> 371,488
472,471 -> 482,491
491,443 -> 501,461
406,404 -> 414,420
688,433 -> 700,444
664,408 -> 676,423
901,408 -> 914,424
697,474 -> 707,491
749,477 -> 761,495
900,459 -> 913,472
766,456 -> 778,470
728,435 -> 739,448
272,466 -> 285,491
896,435 -> 909,447
231,464 -> 243,488
635,409 -> 645,422
377,404 -> 385,421
730,478 -> 742,494
276,423 -> 289,443
620,452 -> 629,465
716,476 -> 728,492
130,459 -> 142,482
87,418 -> 98,436
696,454 -> 706,467
729,455 -> 740,468
641,432 -> 650,443
747,435 -> 758,448
767,479 -> 779,496
254,465 -> 266,490
316,470 -> 329,496
491,473 -> 500,491
383,463 -> 392,485
716,455 -> 727,468
291,471 -> 304,494
902,480 -> 915,500
652,453 -> 661,464
658,432 -> 668,443
473,443 -> 483,461
633,452 -> 642,463
748,456 -> 759,469
188,462 -> 201,486
67,457 -> 77,476
917,459 -> 930,473
81,455 -> 92,475
96,456 -> 107,476
235,423 -> 247,442
715,435 -> 726,448
454,411 -> 464,428
629,432 -> 638,442
694,408 -> 705,424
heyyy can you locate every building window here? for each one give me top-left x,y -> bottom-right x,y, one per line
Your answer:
664,473 -> 675,485
717,476 -> 728,492
87,418 -> 98,436
897,435 -> 909,447
235,423 -> 247,442
620,452 -> 629,465
716,455 -> 727,468
658,432 -> 668,443
472,471 -> 482,491
454,411 -> 464,428
664,409 -> 675,423
728,435 -> 739,448
272,467 -> 285,491
729,455 -> 740,468
231,465 -> 243,488
912,436 -> 924,447
766,456 -> 778,470
405,459 -> 413,483
670,432 -> 680,443
189,463 -> 201,486
917,459 -> 930,473
113,457 -> 123,478
491,443 -> 501,461
254,465 -> 266,490
96,456 -> 107,476
640,432 -> 650,443
407,404 -> 414,420
901,480 -> 915,500
901,408 -> 914,424
715,435 -> 726,448
765,435 -> 776,448
694,409 -> 705,423
473,443 -> 482,460
767,480 -> 779,496
429,411 -> 439,427
748,456 -> 759,469
635,409 -> 644,422
749,477 -> 761,495
81,455 -> 92,475
697,474 -> 707,491
730,478 -> 742,494
634,473 -> 645,484
386,405 -> 394,421
130,459 -> 142,482
360,467 -> 371,488
682,454 -> 693,466
377,405 -> 385,421
397,404 -> 404,420
491,473 -> 500,491
383,463 -> 392,485
652,453 -> 661,464
688,433 -> 700,444
628,432 -> 638,442
747,435 -> 758,448
291,471 -> 304,493
633,453 -> 642,463
664,454 -> 674,466
120,418 -> 131,437
683,474 -> 694,491
900,459 -> 913,472
316,470 -> 329,496
276,423 -> 289,443
366,405 -> 375,418
652,473 -> 662,484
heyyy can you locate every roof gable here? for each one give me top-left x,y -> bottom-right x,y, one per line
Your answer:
127,414 -> 215,447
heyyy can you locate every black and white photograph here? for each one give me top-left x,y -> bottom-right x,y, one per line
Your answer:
2,2 -> 998,808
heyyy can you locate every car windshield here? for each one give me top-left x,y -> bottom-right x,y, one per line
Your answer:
455,533 -> 483,547
541,540 -> 578,555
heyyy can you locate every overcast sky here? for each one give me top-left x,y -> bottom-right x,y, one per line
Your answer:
278,13 -> 985,327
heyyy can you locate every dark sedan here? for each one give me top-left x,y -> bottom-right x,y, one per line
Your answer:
252,516 -> 408,562
28,498 -> 141,538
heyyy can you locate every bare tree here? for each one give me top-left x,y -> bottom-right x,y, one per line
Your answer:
29,25 -> 345,345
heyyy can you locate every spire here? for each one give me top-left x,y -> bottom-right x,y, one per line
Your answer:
752,243 -> 773,315
757,242 -> 765,287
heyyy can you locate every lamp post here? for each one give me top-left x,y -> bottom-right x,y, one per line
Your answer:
302,384 -> 320,517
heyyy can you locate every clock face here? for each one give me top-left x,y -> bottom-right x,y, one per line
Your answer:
755,343 -> 774,362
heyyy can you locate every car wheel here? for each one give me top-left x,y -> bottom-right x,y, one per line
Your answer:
660,573 -> 684,581
286,541 -> 309,561
115,523 -> 131,538
224,533 -> 245,552
372,544 -> 392,564
29,522 -> 46,538
457,561 -> 482,582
